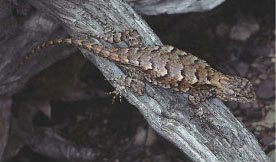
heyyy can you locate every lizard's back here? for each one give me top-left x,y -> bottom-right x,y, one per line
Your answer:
111,45 -> 215,92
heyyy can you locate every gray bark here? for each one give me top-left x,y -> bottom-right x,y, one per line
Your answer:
0,98 -> 12,161
0,0 -> 270,162
0,1 -> 76,96
126,0 -> 225,15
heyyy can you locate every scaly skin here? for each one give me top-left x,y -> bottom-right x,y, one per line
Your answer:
28,38 -> 256,104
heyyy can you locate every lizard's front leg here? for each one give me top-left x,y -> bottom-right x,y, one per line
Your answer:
187,85 -> 217,123
111,75 -> 145,95
187,85 -> 217,105
107,75 -> 145,102
107,67 -> 146,102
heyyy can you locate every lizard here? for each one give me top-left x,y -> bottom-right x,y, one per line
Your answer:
11,29 -> 256,105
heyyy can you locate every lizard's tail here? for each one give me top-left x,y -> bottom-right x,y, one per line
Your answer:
0,38 -> 108,86
31,38 -> 97,53
21,38 -> 112,67
31,38 -> 120,61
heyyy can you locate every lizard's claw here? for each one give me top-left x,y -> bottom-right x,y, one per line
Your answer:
105,90 -> 123,103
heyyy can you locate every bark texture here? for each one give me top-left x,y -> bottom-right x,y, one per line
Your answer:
0,98 -> 12,161
0,0 -> 76,96
126,0 -> 225,15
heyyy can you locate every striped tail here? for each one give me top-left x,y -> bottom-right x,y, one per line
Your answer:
29,38 -> 126,64
1,38 -> 114,86
20,38 -> 113,67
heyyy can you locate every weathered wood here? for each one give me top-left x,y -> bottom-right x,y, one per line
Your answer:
12,98 -> 96,161
0,0 -> 270,161
0,3 -> 77,96
126,0 -> 225,15
0,98 -> 12,161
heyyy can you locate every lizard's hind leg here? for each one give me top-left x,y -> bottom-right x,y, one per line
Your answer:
107,73 -> 146,93
106,75 -> 145,103
124,76 -> 145,95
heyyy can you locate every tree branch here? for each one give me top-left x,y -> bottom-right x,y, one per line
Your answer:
126,0 -> 225,15
0,98 -> 12,161
0,3 -> 77,96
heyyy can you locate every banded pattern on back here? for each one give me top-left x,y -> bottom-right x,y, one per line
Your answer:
105,45 -> 217,92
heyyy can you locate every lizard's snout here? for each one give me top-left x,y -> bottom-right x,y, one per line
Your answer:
229,77 -> 256,102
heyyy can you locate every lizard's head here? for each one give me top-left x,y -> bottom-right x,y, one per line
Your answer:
215,75 -> 256,103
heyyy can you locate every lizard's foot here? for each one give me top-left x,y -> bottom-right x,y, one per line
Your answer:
188,94 -> 212,122
125,77 -> 145,95
104,77 -> 126,103
189,106 -> 213,130
188,90 -> 214,129
106,90 -> 123,104
192,106 -> 212,119
190,105 -> 204,121
104,75 -> 145,103
110,75 -> 145,95
188,86 -> 215,125
188,94 -> 203,105
188,85 -> 216,105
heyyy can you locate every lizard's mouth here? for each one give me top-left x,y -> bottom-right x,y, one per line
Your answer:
237,91 -> 256,102
226,88 -> 256,103
237,80 -> 256,102
216,85 -> 256,103
234,94 -> 256,103
218,76 -> 256,103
